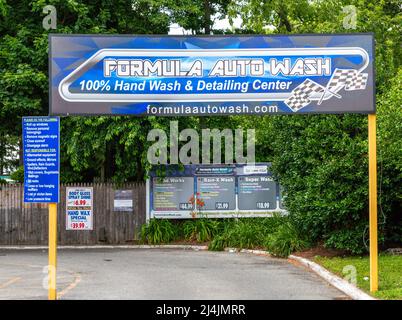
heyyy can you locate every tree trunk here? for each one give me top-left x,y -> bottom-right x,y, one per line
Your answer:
203,0 -> 211,34
277,5 -> 292,32
19,136 -> 23,166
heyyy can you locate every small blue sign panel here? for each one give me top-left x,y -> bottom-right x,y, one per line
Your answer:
23,117 -> 60,203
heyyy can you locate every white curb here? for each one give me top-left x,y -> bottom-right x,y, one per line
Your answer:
289,254 -> 375,300
224,248 -> 271,256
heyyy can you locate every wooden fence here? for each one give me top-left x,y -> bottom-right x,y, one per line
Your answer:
0,183 -> 146,245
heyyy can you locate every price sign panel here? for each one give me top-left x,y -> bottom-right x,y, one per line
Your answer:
238,176 -> 277,210
197,176 -> 236,211
148,163 -> 285,218
152,177 -> 194,211
66,187 -> 93,230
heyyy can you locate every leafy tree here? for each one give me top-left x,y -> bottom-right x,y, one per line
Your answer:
1,0 -> 235,182
0,1 -> 167,181
152,0 -> 231,34
230,0 -> 402,252
231,0 -> 402,90
0,133 -> 18,175
1,0 -> 400,252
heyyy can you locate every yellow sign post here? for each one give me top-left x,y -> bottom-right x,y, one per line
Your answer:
48,203 -> 58,300
368,114 -> 378,292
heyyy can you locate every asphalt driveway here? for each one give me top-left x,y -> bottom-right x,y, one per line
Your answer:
0,248 -> 348,300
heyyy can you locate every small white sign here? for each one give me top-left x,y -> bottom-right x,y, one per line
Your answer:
114,190 -> 133,212
66,187 -> 93,230
114,199 -> 133,210
243,165 -> 268,175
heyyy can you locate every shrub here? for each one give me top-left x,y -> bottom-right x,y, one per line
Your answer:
208,234 -> 227,251
264,70 -> 402,253
264,221 -> 309,257
377,68 -> 402,246
224,220 -> 263,249
255,214 -> 285,234
323,222 -> 384,255
140,219 -> 178,244
269,113 -> 370,253
207,216 -> 286,250
183,218 -> 220,242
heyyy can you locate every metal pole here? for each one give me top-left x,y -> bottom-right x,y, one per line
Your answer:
368,114 -> 378,292
48,203 -> 57,299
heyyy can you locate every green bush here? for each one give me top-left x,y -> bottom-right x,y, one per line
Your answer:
140,219 -> 178,244
0,178 -> 8,185
268,113 -> 370,253
264,221 -> 309,257
323,222 -> 385,255
183,218 -> 220,242
141,217 -> 288,248
224,220 -> 263,249
264,69 -> 402,254
207,216 -> 286,250
254,215 -> 285,234
377,68 -> 402,245
208,234 -> 227,251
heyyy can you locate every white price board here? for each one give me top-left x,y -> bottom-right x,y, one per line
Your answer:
66,187 -> 93,230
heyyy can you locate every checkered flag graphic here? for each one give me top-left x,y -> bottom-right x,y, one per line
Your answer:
317,68 -> 369,104
285,94 -> 310,112
326,68 -> 369,91
285,79 -> 324,112
345,72 -> 368,90
284,69 -> 369,111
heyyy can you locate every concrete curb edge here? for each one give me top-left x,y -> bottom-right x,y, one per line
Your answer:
289,254 -> 375,300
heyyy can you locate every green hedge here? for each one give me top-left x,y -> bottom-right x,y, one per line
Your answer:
141,216 -> 308,257
267,69 -> 402,254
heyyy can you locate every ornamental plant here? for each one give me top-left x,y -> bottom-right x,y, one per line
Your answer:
188,192 -> 206,218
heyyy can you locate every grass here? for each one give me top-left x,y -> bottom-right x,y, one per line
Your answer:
314,254 -> 402,300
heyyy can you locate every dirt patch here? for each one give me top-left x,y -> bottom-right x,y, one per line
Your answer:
293,244 -> 348,259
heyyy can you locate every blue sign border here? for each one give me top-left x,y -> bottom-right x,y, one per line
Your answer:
22,116 -> 60,203
148,163 -> 283,218
49,33 -> 375,116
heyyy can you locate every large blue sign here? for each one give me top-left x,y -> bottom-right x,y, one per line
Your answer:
147,164 -> 283,219
23,117 -> 60,203
50,34 -> 374,116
